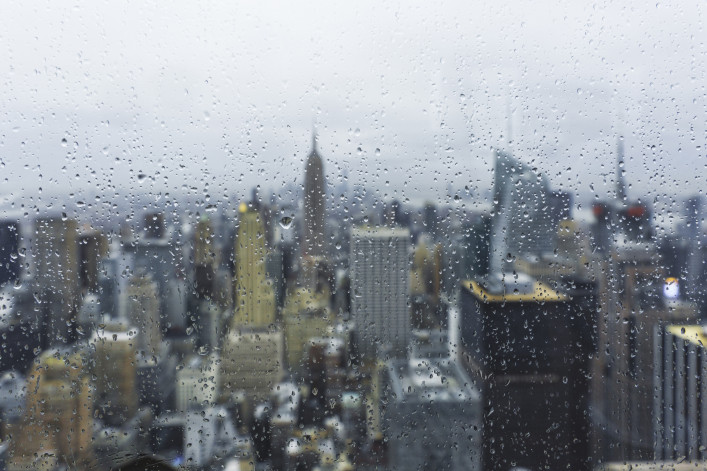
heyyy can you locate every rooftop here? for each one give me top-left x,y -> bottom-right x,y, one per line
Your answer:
667,325 -> 707,348
385,358 -> 479,403
351,226 -> 410,238
462,276 -> 567,303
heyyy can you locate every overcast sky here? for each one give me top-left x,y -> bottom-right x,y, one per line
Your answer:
0,0 -> 704,213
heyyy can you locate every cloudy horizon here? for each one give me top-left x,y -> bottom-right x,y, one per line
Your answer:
1,0 -> 704,213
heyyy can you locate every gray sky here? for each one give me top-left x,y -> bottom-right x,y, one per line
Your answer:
0,0 -> 704,211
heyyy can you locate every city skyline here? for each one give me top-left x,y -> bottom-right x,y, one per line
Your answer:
0,0 -> 704,204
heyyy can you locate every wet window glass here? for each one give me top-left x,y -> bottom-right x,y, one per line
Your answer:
0,1 -> 704,470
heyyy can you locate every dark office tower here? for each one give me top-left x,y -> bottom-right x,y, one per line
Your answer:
303,132 -> 326,259
144,212 -> 165,239
460,274 -> 592,471
591,202 -> 614,253
685,196 -> 702,239
463,214 -> 491,279
489,149 -> 559,274
615,136 -> 628,203
193,216 -> 216,299
78,228 -> 108,292
0,220 -> 20,287
684,196 -> 703,303
34,217 -> 80,346
423,202 -> 438,238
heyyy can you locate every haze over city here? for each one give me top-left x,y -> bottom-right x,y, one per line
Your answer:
1,0 -> 704,207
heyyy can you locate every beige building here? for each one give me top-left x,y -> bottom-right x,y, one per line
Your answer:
232,203 -> 275,327
34,216 -> 80,344
10,348 -> 94,470
89,323 -> 138,419
282,286 -> 332,376
221,327 -> 283,401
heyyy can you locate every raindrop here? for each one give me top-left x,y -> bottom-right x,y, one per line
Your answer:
279,216 -> 293,229
61,138 -> 67,147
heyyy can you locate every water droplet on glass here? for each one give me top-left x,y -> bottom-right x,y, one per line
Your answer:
279,216 -> 293,229
61,138 -> 67,147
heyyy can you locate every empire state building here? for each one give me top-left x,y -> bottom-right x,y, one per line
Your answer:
303,132 -> 326,259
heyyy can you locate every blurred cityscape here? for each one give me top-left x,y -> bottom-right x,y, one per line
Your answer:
0,134 -> 705,470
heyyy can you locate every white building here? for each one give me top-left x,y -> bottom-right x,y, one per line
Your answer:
350,226 -> 410,358
176,354 -> 219,414
380,358 -> 483,470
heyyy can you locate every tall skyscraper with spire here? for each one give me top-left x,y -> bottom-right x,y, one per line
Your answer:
303,131 -> 326,259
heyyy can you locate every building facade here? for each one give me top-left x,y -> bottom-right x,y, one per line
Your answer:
350,226 -> 410,358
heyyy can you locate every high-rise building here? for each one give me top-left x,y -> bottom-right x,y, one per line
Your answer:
380,358 -> 482,470
90,323 -> 138,422
33,216 -> 80,346
126,272 -> 162,356
133,224 -> 182,333
220,328 -> 284,401
282,287 -> 332,376
10,348 -> 94,470
615,136 -> 628,203
590,241 -> 697,462
78,227 -> 108,293
423,202 -> 438,239
460,274 -> 592,470
489,149 -> 563,274
193,215 -> 217,299
176,354 -> 219,414
350,226 -> 410,358
302,132 -> 326,259
232,202 -> 276,327
0,220 -> 20,287
654,324 -> 707,461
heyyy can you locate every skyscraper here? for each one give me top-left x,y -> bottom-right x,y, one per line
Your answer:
78,227 -> 108,293
126,272 -> 162,356
33,216 -> 80,346
0,220 -> 20,287
615,136 -> 628,203
489,149 -> 561,274
302,132 -> 326,259
460,275 -> 591,470
11,348 -> 94,469
193,215 -> 216,299
232,202 -> 275,327
590,241 -> 697,462
350,226 -> 410,358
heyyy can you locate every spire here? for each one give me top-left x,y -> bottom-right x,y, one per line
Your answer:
506,96 -> 513,148
615,136 -> 627,203
311,127 -> 318,153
